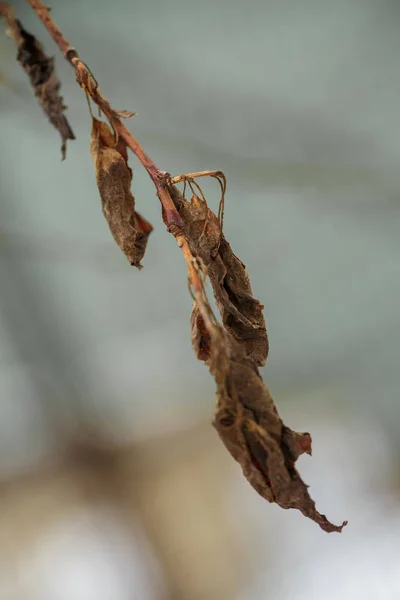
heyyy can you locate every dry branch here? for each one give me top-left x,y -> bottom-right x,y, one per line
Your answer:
1,0 -> 347,532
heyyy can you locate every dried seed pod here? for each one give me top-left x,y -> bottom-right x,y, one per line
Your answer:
91,118 -> 152,269
170,184 -> 268,366
191,303 -> 346,533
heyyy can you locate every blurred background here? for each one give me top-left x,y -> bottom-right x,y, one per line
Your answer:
1,0 -> 400,598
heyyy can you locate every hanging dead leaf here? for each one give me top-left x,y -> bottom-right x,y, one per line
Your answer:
170,184 -> 268,366
190,299 -> 346,533
91,117 -> 152,269
13,18 -> 74,158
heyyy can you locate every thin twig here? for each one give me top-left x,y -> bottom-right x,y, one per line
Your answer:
0,2 -> 23,44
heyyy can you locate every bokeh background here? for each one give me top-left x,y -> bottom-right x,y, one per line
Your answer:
1,0 -> 400,598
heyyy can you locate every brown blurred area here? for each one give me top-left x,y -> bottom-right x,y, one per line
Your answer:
0,420 -> 250,600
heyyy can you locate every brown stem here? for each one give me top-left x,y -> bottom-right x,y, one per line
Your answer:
0,2 -> 23,44
26,0 -> 183,231
25,0 -> 76,60
178,235 -> 216,337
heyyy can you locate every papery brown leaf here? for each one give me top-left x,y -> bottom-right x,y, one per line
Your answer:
191,304 -> 347,533
15,20 -> 74,158
113,108 -> 136,120
91,117 -> 152,269
170,185 -> 268,366
191,305 -> 212,361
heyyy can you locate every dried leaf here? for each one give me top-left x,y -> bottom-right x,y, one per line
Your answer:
15,19 -> 74,158
91,117 -> 152,269
113,108 -> 136,120
191,304 -> 212,361
170,184 -> 268,366
191,302 -> 347,533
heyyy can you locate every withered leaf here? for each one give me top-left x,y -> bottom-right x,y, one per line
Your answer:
91,118 -> 152,269
191,304 -> 347,533
15,20 -> 75,158
170,184 -> 268,366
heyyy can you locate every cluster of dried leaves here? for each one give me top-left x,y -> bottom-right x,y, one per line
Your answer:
170,183 -> 346,533
1,0 -> 347,533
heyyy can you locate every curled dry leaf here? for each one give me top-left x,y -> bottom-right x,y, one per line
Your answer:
170,184 -> 268,366
2,9 -> 75,159
181,185 -> 346,532
91,117 -> 152,269
191,300 -> 347,533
